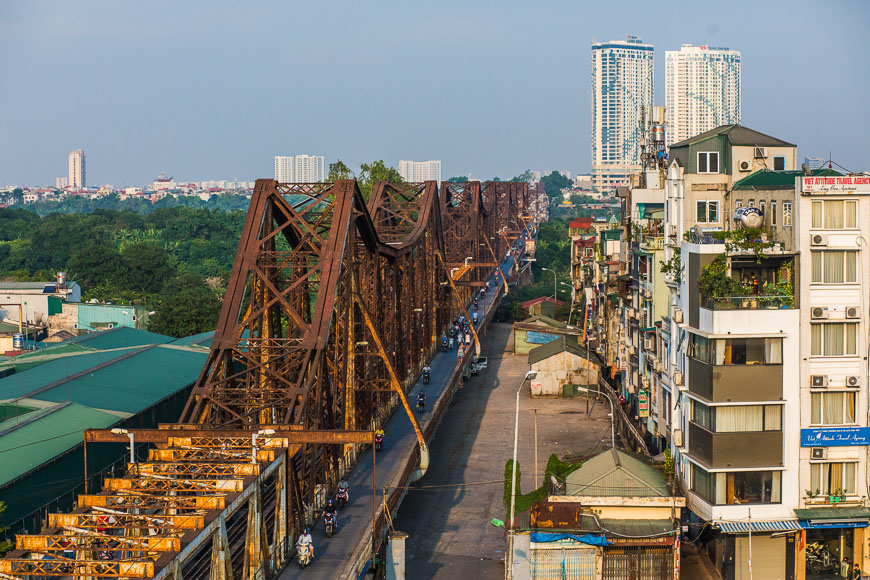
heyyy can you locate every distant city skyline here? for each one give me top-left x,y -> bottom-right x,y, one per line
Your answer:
0,1 -> 867,185
398,160 -> 442,183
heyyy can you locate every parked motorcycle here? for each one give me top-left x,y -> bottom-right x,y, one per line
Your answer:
806,541 -> 838,575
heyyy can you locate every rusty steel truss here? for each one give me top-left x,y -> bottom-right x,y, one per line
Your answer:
0,179 -> 538,580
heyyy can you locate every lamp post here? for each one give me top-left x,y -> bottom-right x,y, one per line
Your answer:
541,268 -> 557,302
111,428 -> 136,464
575,386 -> 615,448
508,370 -> 537,579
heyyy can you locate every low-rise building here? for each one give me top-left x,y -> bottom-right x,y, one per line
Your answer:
528,336 -> 601,397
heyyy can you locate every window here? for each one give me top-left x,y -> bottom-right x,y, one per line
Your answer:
696,200 -> 719,223
773,156 -> 785,171
692,400 -> 712,430
714,471 -> 781,504
811,391 -> 857,424
698,152 -> 719,174
748,199 -> 755,207
690,335 -> 782,365
811,251 -> 858,284
810,462 -> 856,495
760,201 -> 766,224
812,200 -> 858,229
735,200 -> 743,209
783,202 -> 792,226
771,201 -> 777,226
811,322 -> 858,356
692,463 -> 714,503
691,401 -> 782,432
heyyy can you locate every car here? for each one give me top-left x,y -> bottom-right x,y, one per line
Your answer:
471,357 -> 488,375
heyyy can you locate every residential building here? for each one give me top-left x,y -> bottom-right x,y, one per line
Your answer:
804,156 -> 825,171
665,45 -> 741,148
398,160 -> 442,183
55,177 -> 68,189
0,279 -> 82,329
294,154 -> 326,183
527,336 -> 601,396
274,156 -> 294,182
590,36 -> 654,193
68,149 -> 85,189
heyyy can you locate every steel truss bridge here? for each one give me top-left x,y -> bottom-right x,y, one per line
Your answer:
0,179 -> 544,579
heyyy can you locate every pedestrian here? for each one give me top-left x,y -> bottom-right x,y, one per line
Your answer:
852,562 -> 862,580
457,345 -> 465,359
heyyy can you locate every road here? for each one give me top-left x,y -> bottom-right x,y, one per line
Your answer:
392,322 -> 616,579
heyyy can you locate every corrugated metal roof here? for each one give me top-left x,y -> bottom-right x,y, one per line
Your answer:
669,124 -> 795,149
565,449 -> 669,497
0,282 -> 76,290
518,315 -> 567,329
732,168 -> 843,191
717,520 -> 800,533
795,507 -> 870,520
0,349 -> 130,400
599,519 -> 676,537
66,327 -> 172,350
0,402 -> 118,487
170,331 -> 214,349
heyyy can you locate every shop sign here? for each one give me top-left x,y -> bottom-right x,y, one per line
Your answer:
801,427 -> 870,447
638,389 -> 649,418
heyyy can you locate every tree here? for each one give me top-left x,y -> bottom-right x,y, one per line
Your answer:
67,246 -> 127,289
540,171 -> 572,200
328,160 -> 354,181
0,501 -> 12,555
121,242 -> 174,294
357,160 -> 404,201
11,188 -> 23,206
447,176 -> 468,183
511,169 -> 533,183
148,274 -> 222,338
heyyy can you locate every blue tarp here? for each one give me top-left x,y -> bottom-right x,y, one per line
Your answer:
527,331 -> 559,345
530,533 -> 611,547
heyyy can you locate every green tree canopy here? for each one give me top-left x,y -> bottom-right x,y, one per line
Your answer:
357,160 -> 404,200
447,176 -> 468,183
147,274 -> 222,338
328,160 -> 354,181
121,242 -> 174,294
540,171 -> 572,200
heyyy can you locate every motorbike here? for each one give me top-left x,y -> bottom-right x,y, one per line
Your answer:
441,338 -> 448,351
423,370 -> 430,384
416,397 -> 426,413
324,512 -> 337,538
806,541 -> 838,575
297,541 -> 313,568
336,488 -> 349,510
375,433 -> 384,451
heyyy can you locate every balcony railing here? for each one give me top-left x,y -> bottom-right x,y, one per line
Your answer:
701,295 -> 794,310
640,236 -> 664,250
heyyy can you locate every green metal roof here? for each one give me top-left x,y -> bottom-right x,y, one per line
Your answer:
565,449 -> 669,497
0,349 -> 130,401
599,519 -> 676,537
794,507 -> 870,520
66,326 -> 172,350
528,335 -> 602,366
0,402 -> 119,487
670,124 -> 795,149
170,331 -> 214,349
518,315 -> 567,329
732,168 -> 843,191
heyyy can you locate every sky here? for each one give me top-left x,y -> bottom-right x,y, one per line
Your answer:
1,0 -> 868,187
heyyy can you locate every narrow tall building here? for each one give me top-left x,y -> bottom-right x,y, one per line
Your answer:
397,160 -> 442,183
665,45 -> 741,148
590,36 -> 654,193
274,156 -> 294,182
68,149 -> 86,189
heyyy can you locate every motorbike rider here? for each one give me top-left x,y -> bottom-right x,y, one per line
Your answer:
416,390 -> 427,411
338,476 -> 350,496
297,527 -> 314,557
423,364 -> 431,381
323,499 -> 338,524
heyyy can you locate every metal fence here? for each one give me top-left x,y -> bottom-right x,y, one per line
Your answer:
602,545 -> 672,580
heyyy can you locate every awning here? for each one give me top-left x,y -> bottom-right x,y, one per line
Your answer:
717,520 -> 801,534
795,507 -> 870,528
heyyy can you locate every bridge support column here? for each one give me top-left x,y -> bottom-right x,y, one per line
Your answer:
386,531 -> 408,580
274,453 -> 289,568
244,481 -> 267,579
210,514 -> 234,580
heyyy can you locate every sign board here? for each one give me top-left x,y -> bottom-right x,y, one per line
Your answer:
800,427 -> 870,447
802,176 -> 870,194
638,389 -> 649,418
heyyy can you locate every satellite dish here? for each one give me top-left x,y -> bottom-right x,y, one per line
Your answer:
734,206 -> 763,229
801,163 -> 812,176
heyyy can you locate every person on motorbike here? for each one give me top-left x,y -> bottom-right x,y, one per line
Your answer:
441,335 -> 448,350
297,527 -> 314,557
323,499 -> 338,524
374,427 -> 385,450
423,365 -> 431,382
416,390 -> 427,412
338,476 -> 350,496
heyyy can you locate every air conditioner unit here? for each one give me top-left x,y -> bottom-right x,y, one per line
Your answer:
846,306 -> 861,319
812,448 -> 827,460
811,234 -> 828,246
655,361 -> 663,373
644,289 -> 653,299
811,375 -> 828,388
811,307 -> 829,319
847,375 -> 861,388
674,371 -> 684,386
754,147 -> 768,159
673,428 -> 684,448
629,345 -> 636,355
738,160 -> 753,172
674,309 -> 684,323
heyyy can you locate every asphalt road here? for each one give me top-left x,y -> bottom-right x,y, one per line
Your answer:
392,322 -> 616,580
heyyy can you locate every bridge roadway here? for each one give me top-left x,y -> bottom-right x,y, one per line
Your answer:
280,263 -> 511,579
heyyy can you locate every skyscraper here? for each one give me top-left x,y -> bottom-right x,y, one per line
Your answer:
397,160 -> 442,183
274,156 -> 294,182
804,156 -> 825,171
590,36 -> 654,193
665,45 -> 741,148
273,155 -> 326,183
68,149 -> 86,189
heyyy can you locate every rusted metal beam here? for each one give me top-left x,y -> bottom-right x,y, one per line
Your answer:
85,428 -> 374,444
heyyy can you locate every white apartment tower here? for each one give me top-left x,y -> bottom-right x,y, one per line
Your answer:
274,156 -> 294,182
273,155 -> 326,183
590,36 -> 654,193
398,160 -> 442,183
665,45 -> 741,148
68,149 -> 86,189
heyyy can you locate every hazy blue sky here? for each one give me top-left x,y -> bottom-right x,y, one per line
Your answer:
1,0 -> 867,187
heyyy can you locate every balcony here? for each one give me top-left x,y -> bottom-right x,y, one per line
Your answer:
701,295 -> 794,310
689,422 -> 783,468
688,358 -> 782,402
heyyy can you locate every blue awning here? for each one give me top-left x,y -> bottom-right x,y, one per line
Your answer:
530,533 -> 611,547
717,520 -> 801,533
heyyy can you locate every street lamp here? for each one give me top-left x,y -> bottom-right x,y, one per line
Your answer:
574,386 -> 615,448
541,268 -> 557,302
508,370 -> 537,579
111,428 -> 136,464
251,429 -> 276,464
